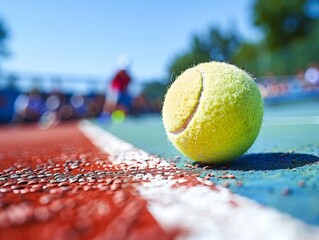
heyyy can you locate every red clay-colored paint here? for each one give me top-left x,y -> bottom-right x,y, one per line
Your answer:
0,122 -> 178,240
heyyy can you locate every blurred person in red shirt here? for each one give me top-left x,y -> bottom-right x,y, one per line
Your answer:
103,54 -> 132,115
110,69 -> 131,93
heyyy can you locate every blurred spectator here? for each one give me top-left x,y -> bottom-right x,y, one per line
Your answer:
12,93 -> 29,123
104,54 -> 132,114
111,69 -> 131,93
25,89 -> 45,122
71,94 -> 85,117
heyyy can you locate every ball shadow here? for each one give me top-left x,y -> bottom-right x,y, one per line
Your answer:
197,152 -> 319,171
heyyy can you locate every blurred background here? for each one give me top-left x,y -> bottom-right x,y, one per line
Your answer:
1,1 -> 318,227
0,0 -> 318,128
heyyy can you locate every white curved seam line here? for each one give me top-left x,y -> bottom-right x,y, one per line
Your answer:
170,69 -> 205,135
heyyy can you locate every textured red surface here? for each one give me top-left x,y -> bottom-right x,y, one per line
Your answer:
0,122 -> 177,240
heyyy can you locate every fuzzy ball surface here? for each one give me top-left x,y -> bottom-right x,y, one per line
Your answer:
162,61 -> 264,164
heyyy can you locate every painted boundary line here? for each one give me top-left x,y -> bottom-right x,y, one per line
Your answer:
78,120 -> 319,240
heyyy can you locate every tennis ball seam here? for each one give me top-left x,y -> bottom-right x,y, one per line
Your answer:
169,68 -> 206,135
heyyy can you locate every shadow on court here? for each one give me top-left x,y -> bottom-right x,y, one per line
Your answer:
196,153 -> 319,171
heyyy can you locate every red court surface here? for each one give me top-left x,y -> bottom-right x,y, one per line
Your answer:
0,122 -> 178,240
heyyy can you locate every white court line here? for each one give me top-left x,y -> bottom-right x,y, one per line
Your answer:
78,120 -> 319,240
264,115 -> 319,126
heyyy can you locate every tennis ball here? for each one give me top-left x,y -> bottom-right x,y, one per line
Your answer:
162,61 -> 263,164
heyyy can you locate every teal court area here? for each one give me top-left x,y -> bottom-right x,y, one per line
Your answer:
93,100 -> 319,226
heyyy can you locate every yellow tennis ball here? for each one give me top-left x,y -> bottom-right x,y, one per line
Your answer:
162,61 -> 264,164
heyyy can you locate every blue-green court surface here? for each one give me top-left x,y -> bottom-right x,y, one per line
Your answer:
93,100 -> 319,226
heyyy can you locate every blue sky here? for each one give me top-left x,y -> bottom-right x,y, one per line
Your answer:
0,0 -> 259,83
